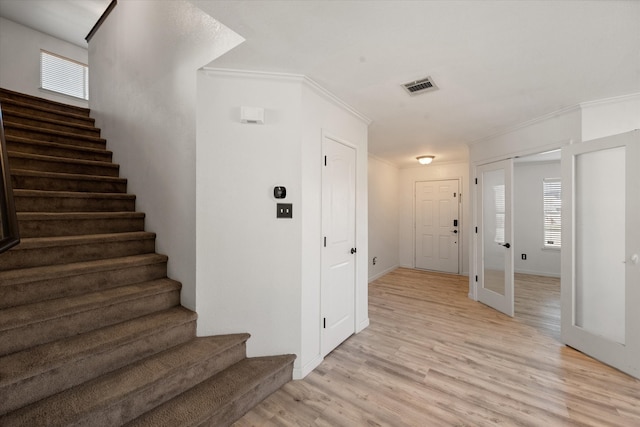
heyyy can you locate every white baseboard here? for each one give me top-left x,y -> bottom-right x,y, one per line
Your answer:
293,353 -> 323,380
356,317 -> 370,333
368,264 -> 399,282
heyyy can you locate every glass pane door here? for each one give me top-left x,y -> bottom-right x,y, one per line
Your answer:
561,130 -> 640,379
476,159 -> 514,316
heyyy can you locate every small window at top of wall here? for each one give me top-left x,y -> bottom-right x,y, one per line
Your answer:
543,178 -> 561,249
40,50 -> 89,100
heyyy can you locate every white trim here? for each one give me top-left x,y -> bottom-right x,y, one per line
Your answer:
294,353 -> 323,380
580,92 -> 640,109
356,317 -> 370,333
468,105 -> 581,147
368,265 -> 399,283
201,67 -> 371,125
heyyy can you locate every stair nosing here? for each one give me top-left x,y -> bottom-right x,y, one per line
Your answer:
6,231 -> 156,250
0,307 -> 197,388
0,99 -> 95,123
13,189 -> 135,200
11,168 -> 127,183
0,253 -> 168,287
6,135 -> 112,156
2,110 -> 101,133
0,88 -> 90,116
3,121 -> 106,143
17,211 -> 145,220
0,279 -> 181,332
8,151 -> 119,169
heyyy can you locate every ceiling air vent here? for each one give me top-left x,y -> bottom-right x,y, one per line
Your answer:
402,76 -> 438,96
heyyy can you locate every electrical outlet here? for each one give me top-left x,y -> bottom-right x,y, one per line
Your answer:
521,254 -> 527,260
276,203 -> 292,218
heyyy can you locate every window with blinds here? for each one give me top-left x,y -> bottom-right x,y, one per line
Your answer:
40,50 -> 89,100
543,178 -> 561,248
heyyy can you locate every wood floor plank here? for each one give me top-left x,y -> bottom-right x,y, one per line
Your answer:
233,268 -> 640,426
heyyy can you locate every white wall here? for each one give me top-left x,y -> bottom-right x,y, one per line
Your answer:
581,93 -> 640,142
514,161 -> 561,277
368,155 -> 399,281
87,0 -> 243,310
196,69 -> 369,379
398,161 -> 471,275
0,17 -> 88,107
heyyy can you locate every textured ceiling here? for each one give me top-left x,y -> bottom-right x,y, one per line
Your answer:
2,0 -> 639,167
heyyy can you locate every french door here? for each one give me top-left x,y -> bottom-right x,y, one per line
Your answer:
561,130 -> 640,378
476,159 -> 514,317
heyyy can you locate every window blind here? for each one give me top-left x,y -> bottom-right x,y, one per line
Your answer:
40,50 -> 89,100
543,178 -> 561,248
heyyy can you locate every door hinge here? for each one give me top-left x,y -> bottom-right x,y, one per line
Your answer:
323,318 -> 326,329
475,275 -> 478,282
323,236 -> 326,247
324,156 -> 327,166
454,192 -> 456,198
475,178 -> 478,184
475,226 -> 478,233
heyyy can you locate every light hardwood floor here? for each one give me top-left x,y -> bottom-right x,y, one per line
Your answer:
233,268 -> 640,426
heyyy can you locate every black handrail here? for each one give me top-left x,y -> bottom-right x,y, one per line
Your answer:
0,101 -> 20,254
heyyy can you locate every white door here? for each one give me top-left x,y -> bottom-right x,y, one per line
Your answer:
321,136 -> 356,357
415,180 -> 460,273
561,131 -> 640,378
476,159 -> 514,316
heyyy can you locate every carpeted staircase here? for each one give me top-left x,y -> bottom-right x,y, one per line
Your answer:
0,88 -> 295,426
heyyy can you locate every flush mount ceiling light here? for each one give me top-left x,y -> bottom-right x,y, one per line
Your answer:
417,155 -> 435,165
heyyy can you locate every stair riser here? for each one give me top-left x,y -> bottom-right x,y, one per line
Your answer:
78,342 -> 248,427
17,216 -> 145,238
2,112 -> 100,137
9,156 -> 119,177
0,103 -> 94,126
0,236 -> 156,271
0,261 -> 167,309
12,174 -> 127,193
0,90 -> 90,116
4,125 -> 106,150
204,362 -> 295,426
7,139 -> 112,162
14,195 -> 135,213
1,319 -> 196,415
0,289 -> 181,357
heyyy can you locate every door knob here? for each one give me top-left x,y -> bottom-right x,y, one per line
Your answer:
452,230 -> 458,234
502,243 -> 511,248
350,248 -> 357,254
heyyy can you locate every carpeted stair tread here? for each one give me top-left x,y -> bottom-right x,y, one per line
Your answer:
0,278 -> 181,356
0,98 -> 95,126
0,253 -> 168,308
13,189 -> 136,212
0,335 -> 251,427
8,151 -> 119,176
6,135 -> 112,162
0,231 -> 157,271
17,211 -> 145,238
3,121 -> 106,149
0,307 -> 198,415
11,168 -> 128,192
125,355 -> 297,427
2,109 -> 101,137
0,88 -> 90,116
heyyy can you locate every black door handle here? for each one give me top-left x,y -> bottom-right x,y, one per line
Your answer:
452,230 -> 458,234
502,243 -> 511,248
351,248 -> 357,254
